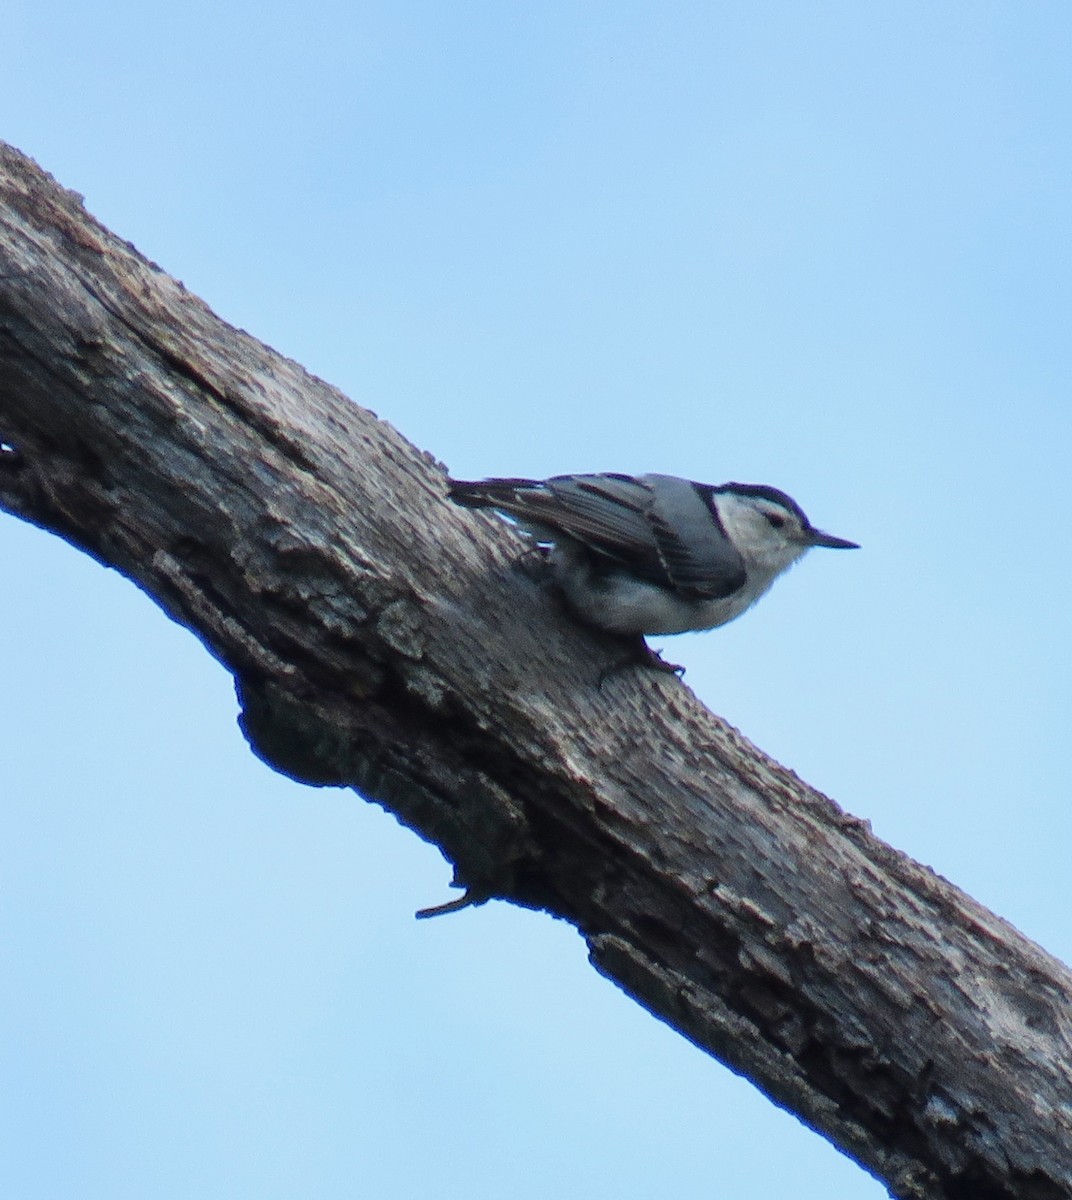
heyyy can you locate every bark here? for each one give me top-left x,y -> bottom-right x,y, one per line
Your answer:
1,140 -> 1070,1200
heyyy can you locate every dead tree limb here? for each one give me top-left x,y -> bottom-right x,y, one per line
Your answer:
1,141 -> 1069,1200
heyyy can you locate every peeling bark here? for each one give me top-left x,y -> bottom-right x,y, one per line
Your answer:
1,141 -> 1070,1200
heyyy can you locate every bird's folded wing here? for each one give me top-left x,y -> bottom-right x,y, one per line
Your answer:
641,474 -> 747,598
544,474 -> 745,599
450,473 -> 746,599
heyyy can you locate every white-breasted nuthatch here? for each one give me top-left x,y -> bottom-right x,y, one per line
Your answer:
449,472 -> 858,672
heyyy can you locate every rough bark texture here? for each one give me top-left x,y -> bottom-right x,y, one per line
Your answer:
1,141 -> 1070,1200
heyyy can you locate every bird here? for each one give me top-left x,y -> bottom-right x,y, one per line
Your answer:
448,472 -> 858,674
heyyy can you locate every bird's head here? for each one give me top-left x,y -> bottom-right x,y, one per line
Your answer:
711,483 -> 859,577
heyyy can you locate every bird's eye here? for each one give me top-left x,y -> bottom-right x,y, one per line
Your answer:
763,511 -> 786,529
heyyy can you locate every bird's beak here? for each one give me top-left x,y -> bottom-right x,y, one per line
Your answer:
810,529 -> 860,550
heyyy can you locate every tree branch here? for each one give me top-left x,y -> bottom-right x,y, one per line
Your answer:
1,141 -> 1069,1200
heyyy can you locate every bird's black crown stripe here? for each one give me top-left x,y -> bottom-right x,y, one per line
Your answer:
714,482 -> 811,527
692,482 -> 728,537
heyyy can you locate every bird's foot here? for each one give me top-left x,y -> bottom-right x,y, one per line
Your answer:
639,643 -> 686,676
598,637 -> 685,689
513,543 -> 551,580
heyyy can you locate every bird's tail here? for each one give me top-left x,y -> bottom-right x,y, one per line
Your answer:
446,477 -> 541,509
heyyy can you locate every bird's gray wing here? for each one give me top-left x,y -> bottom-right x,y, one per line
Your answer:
539,473 -> 663,564
639,474 -> 746,598
449,473 -> 659,563
452,473 -> 745,598
449,473 -> 746,597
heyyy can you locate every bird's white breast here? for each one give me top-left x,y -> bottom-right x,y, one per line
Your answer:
549,542 -> 782,636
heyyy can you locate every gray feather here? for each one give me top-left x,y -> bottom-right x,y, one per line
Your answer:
449,473 -> 746,599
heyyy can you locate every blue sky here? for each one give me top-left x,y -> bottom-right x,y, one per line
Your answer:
2,4 -> 1070,1198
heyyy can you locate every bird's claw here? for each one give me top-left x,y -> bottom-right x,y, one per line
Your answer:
513,543 -> 551,581
598,637 -> 685,689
